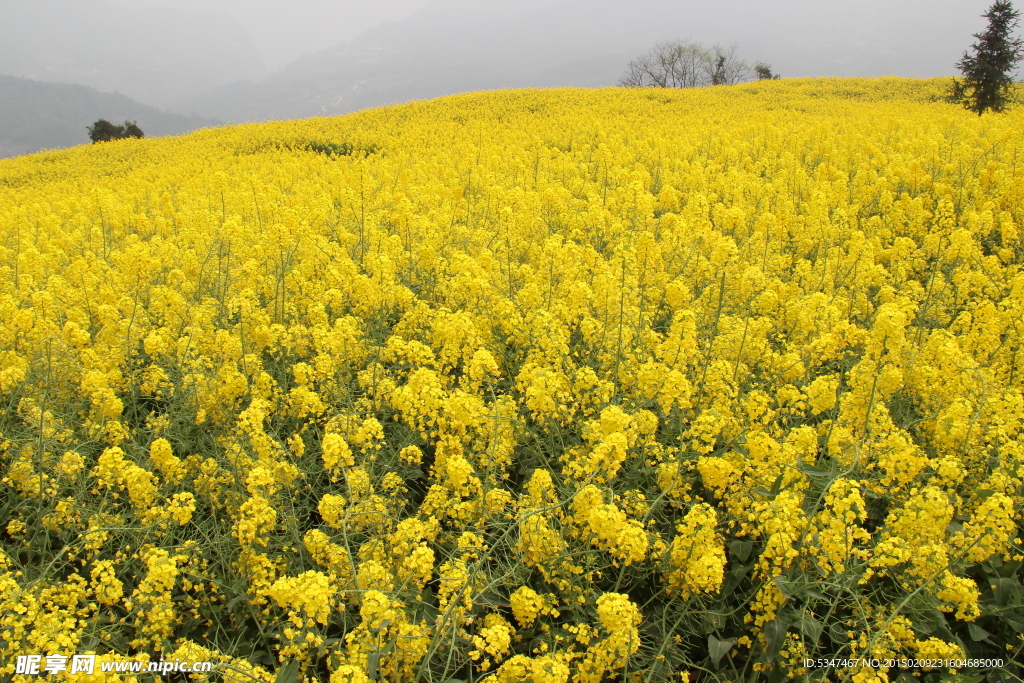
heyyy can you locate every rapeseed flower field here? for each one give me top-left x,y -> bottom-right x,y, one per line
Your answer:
1,77 -> 1022,682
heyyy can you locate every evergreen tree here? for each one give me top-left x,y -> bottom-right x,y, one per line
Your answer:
950,0 -> 1024,115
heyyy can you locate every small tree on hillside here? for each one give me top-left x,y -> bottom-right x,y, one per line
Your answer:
755,62 -> 781,80
619,41 -> 710,88
705,44 -> 751,86
87,119 -> 123,142
949,0 -> 1024,114
87,119 -> 145,143
123,121 -> 145,139
619,40 -> 754,89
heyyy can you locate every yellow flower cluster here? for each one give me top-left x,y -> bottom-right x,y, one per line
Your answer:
569,484 -> 648,566
510,585 -> 560,629
811,478 -> 871,575
2,76 -> 1022,680
664,503 -> 726,598
267,570 -> 333,628
575,593 -> 643,683
126,548 -> 185,648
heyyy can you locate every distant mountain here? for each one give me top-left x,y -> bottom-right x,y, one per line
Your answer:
179,0 -> 973,124
0,0 -> 266,110
0,75 -> 220,159
180,0 -> 671,122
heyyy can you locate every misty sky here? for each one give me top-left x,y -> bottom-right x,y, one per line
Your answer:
2,0 -> 1019,156
102,0 -> 1002,76
107,0 -> 432,72
0,0 -> 1016,159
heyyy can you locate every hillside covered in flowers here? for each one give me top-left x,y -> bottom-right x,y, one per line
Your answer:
1,77 -> 1022,682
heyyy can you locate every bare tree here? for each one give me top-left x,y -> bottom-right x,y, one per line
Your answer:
705,44 -> 755,86
619,40 -> 755,89
619,40 -> 709,88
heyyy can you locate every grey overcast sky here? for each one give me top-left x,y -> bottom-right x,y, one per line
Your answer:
1,0 -> 1018,155
100,0 -> 1003,76
108,0 -> 432,71
4,0 -> 1006,107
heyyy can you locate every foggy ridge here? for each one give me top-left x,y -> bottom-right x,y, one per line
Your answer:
178,0 -> 993,123
0,0 -> 266,110
0,75 -> 220,159
0,0 -> 1005,154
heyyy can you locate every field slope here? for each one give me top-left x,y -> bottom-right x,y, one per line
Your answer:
0,78 -> 1022,682
0,75 -> 220,160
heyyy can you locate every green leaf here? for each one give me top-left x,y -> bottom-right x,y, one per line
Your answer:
729,540 -> 753,562
415,600 -> 441,624
967,623 -> 991,641
914,608 -> 941,634
708,634 -> 735,667
1002,614 -> 1024,633
722,562 -> 752,594
799,613 -> 823,644
796,462 -> 832,478
226,593 -> 250,613
829,620 -> 850,643
999,558 -> 1022,578
772,575 -> 796,598
367,652 -> 380,681
799,588 -> 830,602
972,488 -> 995,501
764,617 -> 789,662
274,660 -> 300,683
701,611 -> 726,633
991,577 -> 1021,607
